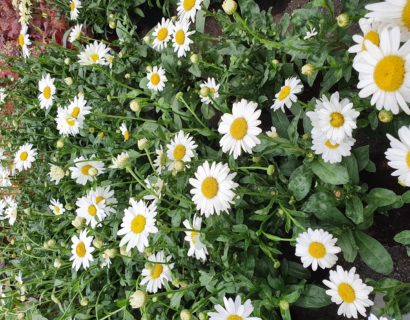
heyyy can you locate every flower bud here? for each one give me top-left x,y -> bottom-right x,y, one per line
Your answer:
109,20 -> 116,29
198,313 -> 206,320
190,54 -> 199,64
271,59 -> 279,65
64,58 -> 71,65
124,73 -> 131,79
146,65 -> 153,72
80,297 -> 89,306
180,309 -> 192,320
130,99 -> 141,112
279,300 -> 289,311
301,63 -> 314,76
56,139 -> 64,148
337,13 -> 350,28
93,238 -> 103,249
378,110 -> 393,123
267,164 -> 275,176
129,290 -> 147,309
138,138 -> 149,150
54,258 -> 62,269
47,239 -> 56,247
88,167 -> 98,176
173,160 -> 185,172
222,0 -> 238,15
98,131 -> 105,139
72,216 -> 85,229
199,86 -> 210,97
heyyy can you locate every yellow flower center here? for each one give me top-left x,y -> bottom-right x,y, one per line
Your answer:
90,53 -> 100,63
201,177 -> 219,199
183,0 -> 196,10
157,27 -> 168,41
278,85 -> 291,101
43,86 -> 52,99
87,204 -> 97,217
124,131 -> 130,141
191,231 -> 199,244
18,34 -> 25,47
230,117 -> 248,140
150,264 -> 163,279
402,0 -> 410,29
362,31 -> 380,51
96,196 -> 105,204
70,1 -> 75,11
338,283 -> 356,303
76,241 -> 86,257
54,206 -> 61,214
131,215 -> 146,234
308,241 -> 326,258
227,316 -> 243,320
406,151 -> 410,168
374,55 -> 405,92
19,151 -> 28,161
81,164 -> 93,176
175,29 -> 186,45
66,117 -> 75,126
330,112 -> 345,128
173,144 -> 186,160
325,140 -> 339,149
150,73 -> 160,85
71,106 -> 80,118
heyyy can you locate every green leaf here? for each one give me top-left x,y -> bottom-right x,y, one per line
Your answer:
295,285 -> 331,308
402,190 -> 410,203
343,156 -> 359,185
303,192 -> 335,213
355,231 -> 393,275
366,188 -> 399,207
337,230 -> 358,263
313,207 -> 350,225
288,165 -> 312,201
345,196 -> 364,224
311,159 -> 349,185
394,230 -> 410,245
353,146 -> 369,171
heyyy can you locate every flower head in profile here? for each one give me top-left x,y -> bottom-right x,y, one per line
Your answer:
183,215 -> 208,261
69,24 -> 83,43
18,23 -> 31,59
69,0 -> 82,20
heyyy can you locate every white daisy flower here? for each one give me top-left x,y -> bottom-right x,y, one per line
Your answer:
120,122 -> 130,141
304,27 -> 318,40
177,0 -> 203,23
69,156 -> 105,185
49,199 -> 65,216
172,21 -> 195,58
348,18 -> 384,54
56,106 -> 84,136
70,229 -> 94,271
77,41 -> 110,66
147,66 -> 167,92
1,197 -> 17,225
68,95 -> 91,120
18,23 -> 31,59
76,193 -> 107,229
353,26 -> 410,115
117,199 -> 158,253
14,143 -> 37,172
271,77 -> 303,112
140,251 -> 173,293
385,125 -> 410,186
49,164 -> 65,185
15,271 -> 23,285
152,18 -> 173,51
183,215 -> 208,261
166,130 -> 197,167
366,0 -> 410,41
153,146 -> 166,173
307,92 -> 359,143
311,133 -> 355,164
69,0 -> 82,20
208,295 -> 261,320
0,88 -> 7,105
69,24 -> 83,43
189,161 -> 238,217
38,73 -> 56,110
0,166 -> 11,187
218,99 -> 262,159
89,186 -> 117,214
323,266 -> 374,319
200,77 -> 220,105
295,228 -> 341,271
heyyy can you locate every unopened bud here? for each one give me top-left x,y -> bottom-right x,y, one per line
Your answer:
337,13 -> 350,28
138,138 -> 149,150
129,290 -> 147,309
130,99 -> 141,112
378,110 -> 393,123
267,164 -> 275,176
64,77 -> 73,86
301,63 -> 314,76
222,0 -> 238,15
190,54 -> 199,64
180,309 -> 192,320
